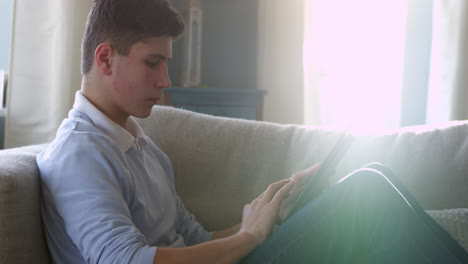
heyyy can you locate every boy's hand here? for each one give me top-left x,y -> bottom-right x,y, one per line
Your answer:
277,164 -> 322,223
238,179 -> 294,247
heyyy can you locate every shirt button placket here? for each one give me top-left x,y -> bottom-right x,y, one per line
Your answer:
135,139 -> 141,151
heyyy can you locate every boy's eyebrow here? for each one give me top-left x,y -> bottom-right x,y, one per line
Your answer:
148,54 -> 172,61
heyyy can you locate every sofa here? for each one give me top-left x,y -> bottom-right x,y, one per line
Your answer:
1,106 -> 468,263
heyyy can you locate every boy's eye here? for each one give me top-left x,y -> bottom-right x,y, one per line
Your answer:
145,61 -> 160,68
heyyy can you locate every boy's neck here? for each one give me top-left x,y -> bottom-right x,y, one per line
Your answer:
80,78 -> 129,129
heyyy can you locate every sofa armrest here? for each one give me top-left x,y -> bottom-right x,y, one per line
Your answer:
0,145 -> 51,263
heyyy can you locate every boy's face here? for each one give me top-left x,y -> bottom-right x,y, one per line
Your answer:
109,36 -> 173,119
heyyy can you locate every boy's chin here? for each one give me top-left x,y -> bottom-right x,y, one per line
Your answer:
132,109 -> 153,119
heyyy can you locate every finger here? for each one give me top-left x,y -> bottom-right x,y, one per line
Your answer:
304,163 -> 321,176
283,185 -> 302,201
291,163 -> 321,183
251,179 -> 286,204
262,179 -> 291,202
307,163 -> 322,174
270,181 -> 295,208
254,192 -> 266,204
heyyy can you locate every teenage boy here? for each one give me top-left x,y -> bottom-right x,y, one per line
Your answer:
37,0 -> 468,263
37,0 -> 296,262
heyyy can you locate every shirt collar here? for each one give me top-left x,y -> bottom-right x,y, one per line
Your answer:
73,91 -> 146,152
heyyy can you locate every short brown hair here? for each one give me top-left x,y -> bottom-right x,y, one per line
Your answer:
81,0 -> 184,75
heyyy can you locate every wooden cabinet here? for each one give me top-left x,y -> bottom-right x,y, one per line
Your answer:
162,87 -> 266,120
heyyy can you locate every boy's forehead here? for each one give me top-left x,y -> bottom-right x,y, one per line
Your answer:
130,36 -> 173,57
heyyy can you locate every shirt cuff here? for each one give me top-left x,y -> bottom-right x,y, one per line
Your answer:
134,246 -> 157,264
205,231 -> 215,242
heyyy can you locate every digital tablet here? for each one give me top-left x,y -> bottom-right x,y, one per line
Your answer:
286,131 -> 354,219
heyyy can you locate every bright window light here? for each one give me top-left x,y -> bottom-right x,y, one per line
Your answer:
304,0 -> 409,131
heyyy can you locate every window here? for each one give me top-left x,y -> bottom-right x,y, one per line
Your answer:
304,0 -> 409,129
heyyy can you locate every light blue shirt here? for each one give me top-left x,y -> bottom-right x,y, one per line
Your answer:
37,92 -> 212,264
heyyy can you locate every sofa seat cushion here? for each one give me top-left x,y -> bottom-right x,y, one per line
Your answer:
426,208 -> 468,252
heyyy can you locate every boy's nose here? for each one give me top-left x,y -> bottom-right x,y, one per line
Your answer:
158,75 -> 171,89
156,66 -> 172,89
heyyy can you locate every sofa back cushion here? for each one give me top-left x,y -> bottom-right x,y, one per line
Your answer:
337,122 -> 468,211
138,106 -> 468,231
138,107 -> 344,230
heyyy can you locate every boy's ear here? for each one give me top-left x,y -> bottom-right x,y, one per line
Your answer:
94,43 -> 114,75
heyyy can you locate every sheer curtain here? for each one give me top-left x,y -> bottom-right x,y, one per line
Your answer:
426,0 -> 468,123
257,0 -> 306,124
5,0 -> 92,148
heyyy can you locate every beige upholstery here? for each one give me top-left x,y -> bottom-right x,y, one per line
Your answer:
1,106 -> 468,263
137,106 -> 468,230
0,144 -> 51,263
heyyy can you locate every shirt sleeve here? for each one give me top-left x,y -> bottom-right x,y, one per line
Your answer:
175,195 -> 214,245
148,141 -> 213,245
38,133 -> 156,264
